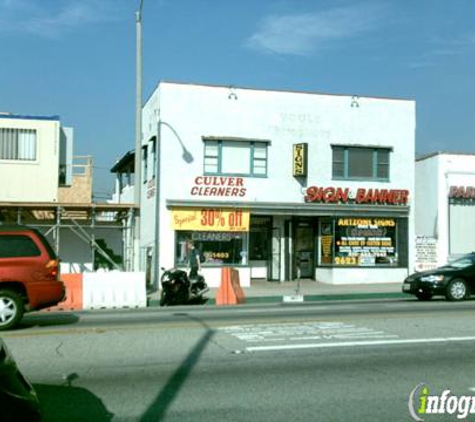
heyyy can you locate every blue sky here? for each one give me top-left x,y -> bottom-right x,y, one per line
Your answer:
1,0 -> 474,198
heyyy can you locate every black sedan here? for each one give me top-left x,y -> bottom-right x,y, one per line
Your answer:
0,337 -> 41,421
403,252 -> 475,301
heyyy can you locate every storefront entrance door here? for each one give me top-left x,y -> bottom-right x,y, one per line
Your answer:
293,221 -> 315,279
268,227 -> 281,281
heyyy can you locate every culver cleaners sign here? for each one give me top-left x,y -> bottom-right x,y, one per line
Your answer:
305,186 -> 410,205
190,176 -> 247,197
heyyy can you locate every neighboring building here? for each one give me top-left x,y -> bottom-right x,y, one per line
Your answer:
0,112 -> 135,273
138,81 -> 416,287
0,113 -> 68,202
109,150 -> 136,272
110,150 -> 135,204
415,152 -> 475,270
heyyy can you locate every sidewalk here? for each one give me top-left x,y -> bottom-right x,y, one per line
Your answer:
149,279 -> 406,306
214,279 -> 405,303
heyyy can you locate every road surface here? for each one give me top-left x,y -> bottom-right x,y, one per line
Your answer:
2,298 -> 475,421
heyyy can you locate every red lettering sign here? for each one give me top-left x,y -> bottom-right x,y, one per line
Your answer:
449,186 -> 475,199
191,176 -> 247,197
305,187 -> 350,203
305,186 -> 409,205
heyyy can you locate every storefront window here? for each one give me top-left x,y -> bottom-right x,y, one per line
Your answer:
175,231 -> 249,266
319,217 -> 406,267
249,217 -> 271,260
320,221 -> 334,265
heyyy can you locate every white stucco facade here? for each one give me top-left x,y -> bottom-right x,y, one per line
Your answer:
140,82 -> 416,286
415,152 -> 475,267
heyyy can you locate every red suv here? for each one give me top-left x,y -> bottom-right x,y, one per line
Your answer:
0,225 -> 65,330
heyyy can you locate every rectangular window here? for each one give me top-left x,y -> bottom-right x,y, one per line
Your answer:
377,149 -> 389,179
142,145 -> 148,183
150,137 -> 156,179
332,146 -> 390,181
252,143 -> 268,176
204,139 -> 268,177
249,216 -> 272,260
318,217 -> 408,267
175,231 -> 249,266
204,141 -> 219,173
0,235 -> 41,258
0,128 -> 37,161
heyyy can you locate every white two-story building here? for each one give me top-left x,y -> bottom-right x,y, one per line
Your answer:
139,82 -> 416,287
415,152 -> 475,270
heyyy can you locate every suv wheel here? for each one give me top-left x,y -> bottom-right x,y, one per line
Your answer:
0,290 -> 24,330
446,279 -> 468,301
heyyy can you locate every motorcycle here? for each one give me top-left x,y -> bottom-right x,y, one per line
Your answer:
159,267 -> 209,306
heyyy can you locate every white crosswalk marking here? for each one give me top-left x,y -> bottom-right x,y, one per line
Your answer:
221,321 -> 397,344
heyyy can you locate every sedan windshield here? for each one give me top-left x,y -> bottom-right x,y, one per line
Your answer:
448,254 -> 475,269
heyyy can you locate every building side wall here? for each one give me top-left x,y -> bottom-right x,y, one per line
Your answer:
416,154 -> 475,266
141,88 -> 160,257
415,156 -> 440,237
58,173 -> 92,203
441,154 -> 475,262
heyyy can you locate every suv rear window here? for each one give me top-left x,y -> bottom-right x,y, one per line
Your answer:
33,229 -> 57,259
0,235 -> 41,258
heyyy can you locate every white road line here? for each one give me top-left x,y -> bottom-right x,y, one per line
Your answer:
245,336 -> 475,353
290,336 -> 323,340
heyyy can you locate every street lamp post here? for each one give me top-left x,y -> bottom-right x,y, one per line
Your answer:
134,0 -> 144,270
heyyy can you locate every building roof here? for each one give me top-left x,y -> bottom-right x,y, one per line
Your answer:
0,112 -> 60,121
416,151 -> 475,162
110,150 -> 135,173
146,80 -> 415,104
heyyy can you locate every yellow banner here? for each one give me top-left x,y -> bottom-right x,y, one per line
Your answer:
171,208 -> 250,232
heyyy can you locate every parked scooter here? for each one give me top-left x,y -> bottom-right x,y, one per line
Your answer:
159,267 -> 209,306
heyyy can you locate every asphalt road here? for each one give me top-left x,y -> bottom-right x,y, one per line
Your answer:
3,298 -> 475,421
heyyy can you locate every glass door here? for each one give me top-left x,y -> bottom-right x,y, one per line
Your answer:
293,221 -> 315,279
268,227 -> 281,281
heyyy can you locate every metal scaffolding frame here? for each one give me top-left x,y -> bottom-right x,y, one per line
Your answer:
0,202 -> 138,271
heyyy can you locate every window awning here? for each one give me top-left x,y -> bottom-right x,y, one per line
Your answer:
166,199 -> 410,217
202,136 -> 271,145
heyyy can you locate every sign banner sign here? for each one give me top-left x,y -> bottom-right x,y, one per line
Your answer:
305,186 -> 409,205
171,208 -> 250,232
293,143 -> 308,177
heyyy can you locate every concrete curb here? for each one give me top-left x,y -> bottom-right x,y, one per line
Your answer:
147,291 -> 407,307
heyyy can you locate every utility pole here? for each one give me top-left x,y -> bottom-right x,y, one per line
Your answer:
134,0 -> 144,270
